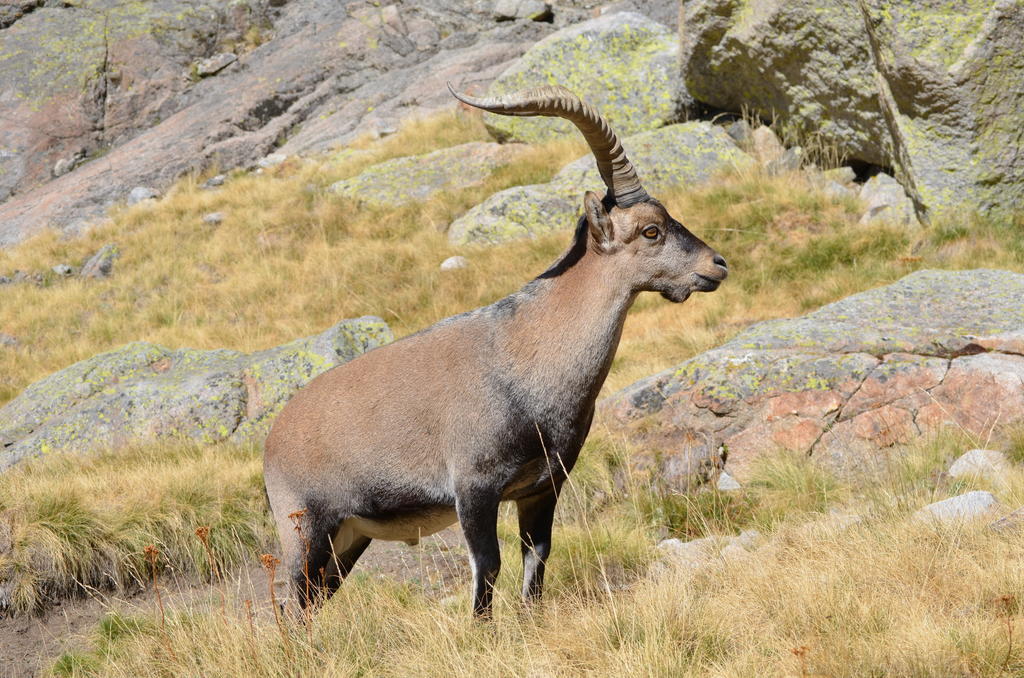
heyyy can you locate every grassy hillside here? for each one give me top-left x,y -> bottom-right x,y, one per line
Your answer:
1,110 -> 1024,676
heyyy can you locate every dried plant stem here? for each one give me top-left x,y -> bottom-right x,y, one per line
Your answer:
261,553 -> 293,660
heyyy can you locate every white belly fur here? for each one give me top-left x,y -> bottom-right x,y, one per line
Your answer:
337,509 -> 458,547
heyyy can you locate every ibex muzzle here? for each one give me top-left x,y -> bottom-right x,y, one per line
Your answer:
264,84 -> 727,618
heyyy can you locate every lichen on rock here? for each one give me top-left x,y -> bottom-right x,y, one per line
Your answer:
482,11 -> 683,143
0,316 -> 393,471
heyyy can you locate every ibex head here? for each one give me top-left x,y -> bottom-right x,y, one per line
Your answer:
448,84 -> 728,303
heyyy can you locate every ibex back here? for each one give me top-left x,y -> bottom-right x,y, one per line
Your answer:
264,84 -> 728,617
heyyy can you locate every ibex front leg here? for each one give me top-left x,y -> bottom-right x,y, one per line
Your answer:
517,489 -> 559,604
456,485 -> 502,618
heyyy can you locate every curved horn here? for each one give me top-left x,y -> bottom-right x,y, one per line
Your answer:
448,83 -> 649,207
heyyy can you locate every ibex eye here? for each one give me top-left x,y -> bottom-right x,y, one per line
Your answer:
642,226 -> 659,240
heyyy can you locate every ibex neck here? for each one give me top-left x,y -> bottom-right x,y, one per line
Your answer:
499,247 -> 634,405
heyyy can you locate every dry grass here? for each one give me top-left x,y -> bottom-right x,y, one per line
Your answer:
0,442 -> 270,614
46,432 -> 1024,678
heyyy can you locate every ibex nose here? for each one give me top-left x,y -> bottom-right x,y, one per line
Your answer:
713,253 -> 728,270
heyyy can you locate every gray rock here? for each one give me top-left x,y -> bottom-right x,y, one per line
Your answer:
449,122 -> 752,245
257,153 -> 288,169
330,142 -> 528,208
824,167 -> 856,185
127,187 -> 159,205
914,491 -> 999,524
481,12 -> 682,143
202,212 -> 225,225
767,146 -> 803,175
79,244 -> 119,279
0,334 -> 17,348
202,174 -> 226,189
725,119 -> 753,147
492,0 -> 551,21
948,449 -> 1010,480
679,0 -> 1024,219
0,276 -> 10,285
51,264 -> 73,277
601,270 -> 1024,485
859,173 -> 917,227
751,126 -> 784,165
0,316 -> 393,471
656,535 -> 721,569
735,528 -> 762,550
196,52 -> 238,77
824,180 -> 855,200
440,255 -> 469,271
716,471 -> 742,491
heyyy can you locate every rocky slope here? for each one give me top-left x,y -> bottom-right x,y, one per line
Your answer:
0,0 -> 578,248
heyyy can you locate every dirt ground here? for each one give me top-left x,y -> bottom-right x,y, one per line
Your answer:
0,527 -> 469,677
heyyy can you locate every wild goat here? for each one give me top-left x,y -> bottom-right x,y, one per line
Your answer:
264,84 -> 728,617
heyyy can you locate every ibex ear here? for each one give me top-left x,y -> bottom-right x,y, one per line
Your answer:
583,191 -> 613,251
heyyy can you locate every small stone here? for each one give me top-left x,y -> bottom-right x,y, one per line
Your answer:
440,255 -> 468,271
127,186 -> 159,205
80,244 -> 119,279
493,0 -> 552,21
0,276 -> 10,285
767,146 -> 803,175
824,166 -> 856,184
257,153 -> 287,169
196,52 -> 238,77
0,333 -> 17,347
914,490 -> 999,524
858,173 -> 917,226
52,158 -> 73,178
202,212 -> 224,226
202,174 -> 226,189
824,180 -> 854,199
51,264 -> 73,277
657,536 -> 719,569
716,471 -> 742,491
948,449 -> 1009,481
735,529 -> 761,550
725,119 -> 753,147
719,541 -> 749,561
751,126 -> 784,165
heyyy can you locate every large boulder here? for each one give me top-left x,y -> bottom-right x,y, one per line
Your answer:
329,142 -> 528,207
0,317 -> 392,471
679,0 -> 1024,220
601,270 -> 1024,486
448,121 -> 752,245
481,12 -> 684,144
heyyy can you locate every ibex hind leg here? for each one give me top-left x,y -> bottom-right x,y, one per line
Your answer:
292,515 -> 372,611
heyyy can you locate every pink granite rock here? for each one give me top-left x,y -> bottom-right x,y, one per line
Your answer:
600,270 -> 1024,487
